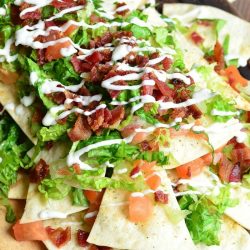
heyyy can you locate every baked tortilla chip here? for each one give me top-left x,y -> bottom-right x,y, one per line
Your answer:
8,173 -> 29,200
87,170 -> 195,250
20,183 -> 88,223
197,216 -> 250,250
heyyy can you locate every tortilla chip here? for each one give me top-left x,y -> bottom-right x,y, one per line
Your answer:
0,200 -> 46,250
163,3 -> 250,65
166,118 -> 242,169
20,183 -> 88,223
87,170 -> 195,250
8,173 -> 29,200
197,216 -> 250,250
0,69 -> 36,144
43,212 -> 91,250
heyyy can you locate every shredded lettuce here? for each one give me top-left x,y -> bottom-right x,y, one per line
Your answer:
136,108 -> 159,125
71,187 -> 89,206
38,124 -> 69,142
129,25 -> 151,40
179,186 -> 238,246
38,178 -> 71,200
0,113 -> 32,222
206,95 -> 237,122
154,27 -> 175,47
242,173 -> 250,189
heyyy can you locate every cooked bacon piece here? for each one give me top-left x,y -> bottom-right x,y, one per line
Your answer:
77,230 -> 89,247
36,30 -> 63,43
11,5 -> 22,25
116,2 -> 129,16
229,163 -> 242,182
37,49 -> 46,66
232,147 -> 250,163
45,141 -> 54,150
188,105 -> 202,119
109,106 -> 125,126
113,31 -> 133,39
190,31 -> 204,45
136,55 -> 149,67
90,32 -> 113,48
214,41 -> 225,72
155,79 -> 175,97
130,166 -> 141,178
89,13 -> 106,24
51,0 -> 86,9
154,190 -> 168,204
32,107 -> 44,123
162,57 -> 173,71
87,108 -> 106,132
68,115 -> 92,142
108,80 -> 127,98
71,55 -> 92,73
19,3 -> 41,20
170,107 -> 189,119
46,227 -> 71,248
30,159 -> 49,183
85,51 -> 104,65
219,155 -> 234,182
150,52 -> 160,59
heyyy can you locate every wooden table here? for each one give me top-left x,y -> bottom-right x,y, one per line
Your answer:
232,0 -> 250,21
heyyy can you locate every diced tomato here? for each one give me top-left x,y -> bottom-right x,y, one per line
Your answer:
77,230 -> 89,247
214,41 -> 225,72
154,190 -> 168,204
146,173 -> 161,190
84,190 -> 104,204
162,57 -> 172,70
45,41 -> 72,61
63,24 -> 78,36
224,65 -> 248,90
46,226 -> 71,248
130,166 -> 141,178
176,157 -> 205,179
13,220 -> 48,241
73,164 -> 81,174
190,31 -> 204,45
218,155 -> 234,182
128,195 -> 153,222
201,153 -> 213,166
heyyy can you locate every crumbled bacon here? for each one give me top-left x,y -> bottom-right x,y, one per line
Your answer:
108,80 -> 127,98
136,55 -> 149,67
85,51 -> 104,65
116,2 -> 129,16
188,105 -> 202,119
77,230 -> 89,247
37,49 -> 46,66
190,32 -> 204,45
154,190 -> 168,204
170,107 -> 189,119
109,106 -> 125,126
51,0 -> 86,10
30,159 -> 49,183
71,55 -> 92,73
19,3 -> 41,20
45,141 -> 54,150
90,32 -> 113,49
89,13 -> 106,24
32,107 -> 44,123
214,41 -> 225,72
162,57 -> 173,71
113,31 -> 133,39
229,163 -> 242,182
155,78 -> 175,98
130,166 -> 141,178
68,115 -> 92,142
46,227 -> 71,248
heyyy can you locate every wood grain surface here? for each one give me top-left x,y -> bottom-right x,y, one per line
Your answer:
232,0 -> 250,21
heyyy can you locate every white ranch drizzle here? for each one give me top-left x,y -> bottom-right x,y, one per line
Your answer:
20,93 -> 35,107
84,211 -> 98,219
67,134 -> 135,169
211,109 -> 240,117
116,4 -> 130,13
19,0 -> 52,17
0,38 -> 18,63
39,210 -> 68,220
0,7 -> 6,16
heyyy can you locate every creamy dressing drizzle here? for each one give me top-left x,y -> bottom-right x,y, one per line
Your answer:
0,7 -> 6,16
84,211 -> 98,219
39,210 -> 68,219
0,38 -> 18,62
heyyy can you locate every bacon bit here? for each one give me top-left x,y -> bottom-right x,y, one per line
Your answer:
37,49 -> 46,66
170,107 -> 189,119
90,63 -> 112,83
19,3 -> 41,20
77,230 -> 89,247
36,30 -> 63,43
155,79 -> 175,97
73,164 -> 81,174
51,0 -> 86,10
188,105 -> 202,119
116,2 -> 129,16
30,159 -> 49,183
130,166 -> 141,178
219,155 -> 234,182
154,190 -> 168,204
71,55 -> 92,73
136,55 -> 149,67
46,227 -> 71,248
45,141 -> 54,150
11,5 -> 22,25
32,107 -> 44,123
190,31 -> 204,45
229,163 -> 242,182
68,115 -> 92,142
109,106 -> 125,126
90,32 -> 113,48
85,51 -> 104,65
214,41 -> 225,72
89,13 -> 106,24
113,31 -> 133,39
89,245 -> 99,250
162,57 -> 173,71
